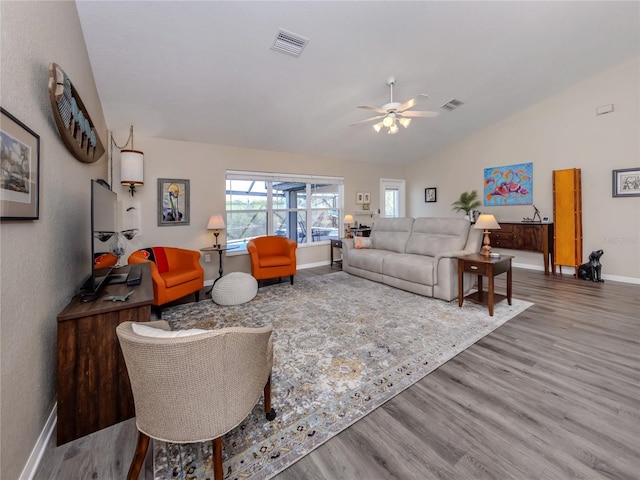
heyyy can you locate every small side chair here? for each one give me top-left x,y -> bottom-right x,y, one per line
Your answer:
128,246 -> 204,318
116,320 -> 276,480
247,236 -> 297,286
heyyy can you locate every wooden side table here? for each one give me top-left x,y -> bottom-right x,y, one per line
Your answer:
56,263 -> 154,445
457,253 -> 513,316
330,239 -> 343,268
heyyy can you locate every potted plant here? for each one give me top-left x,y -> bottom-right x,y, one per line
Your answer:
451,190 -> 482,221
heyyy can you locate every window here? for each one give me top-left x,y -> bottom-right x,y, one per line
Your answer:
380,179 -> 405,218
226,171 -> 343,250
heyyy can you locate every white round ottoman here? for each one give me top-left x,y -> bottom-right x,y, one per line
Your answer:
211,272 -> 258,306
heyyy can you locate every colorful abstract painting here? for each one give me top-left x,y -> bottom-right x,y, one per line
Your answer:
484,162 -> 533,205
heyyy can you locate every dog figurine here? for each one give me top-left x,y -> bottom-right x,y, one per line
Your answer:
577,249 -> 604,282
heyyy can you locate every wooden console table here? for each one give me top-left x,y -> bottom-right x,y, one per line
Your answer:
56,263 -> 153,445
490,222 -> 554,275
458,253 -> 513,316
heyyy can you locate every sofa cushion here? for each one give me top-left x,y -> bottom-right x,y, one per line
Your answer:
370,217 -> 414,253
405,217 -> 470,257
382,254 -> 435,285
347,248 -> 396,274
132,323 -> 208,338
354,237 -> 373,249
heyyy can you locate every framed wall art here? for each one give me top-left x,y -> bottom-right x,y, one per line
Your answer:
158,178 -> 190,226
425,187 -> 437,203
1,108 -> 40,220
612,168 -> 640,197
363,192 -> 371,203
484,162 -> 533,206
356,192 -> 364,204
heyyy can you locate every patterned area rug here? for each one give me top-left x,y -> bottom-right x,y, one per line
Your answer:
154,271 -> 532,480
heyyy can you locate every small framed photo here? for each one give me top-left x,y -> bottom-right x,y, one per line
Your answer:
425,187 -> 437,203
158,178 -> 190,226
356,192 -> 364,204
542,216 -> 550,223
612,168 -> 640,197
362,203 -> 370,211
1,108 -> 40,220
363,192 -> 371,203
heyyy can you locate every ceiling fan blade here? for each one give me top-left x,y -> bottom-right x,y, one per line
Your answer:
396,94 -> 430,113
399,110 -> 440,118
357,104 -> 388,114
349,115 -> 385,126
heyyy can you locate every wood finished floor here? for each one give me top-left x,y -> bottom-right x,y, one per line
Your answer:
35,266 -> 640,480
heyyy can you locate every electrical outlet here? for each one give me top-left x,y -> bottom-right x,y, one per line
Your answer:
205,254 -> 211,263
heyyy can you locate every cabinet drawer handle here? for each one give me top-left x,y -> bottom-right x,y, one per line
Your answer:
470,265 -> 478,270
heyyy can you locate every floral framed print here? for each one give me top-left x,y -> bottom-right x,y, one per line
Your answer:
158,178 -> 190,226
1,108 -> 40,220
612,168 -> 640,197
425,187 -> 437,203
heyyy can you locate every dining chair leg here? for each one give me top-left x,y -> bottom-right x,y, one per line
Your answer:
264,374 -> 277,421
213,437 -> 223,480
127,431 -> 150,480
289,275 -> 294,285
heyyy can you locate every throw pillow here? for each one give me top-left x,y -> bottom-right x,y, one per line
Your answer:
132,323 -> 208,338
354,237 -> 373,249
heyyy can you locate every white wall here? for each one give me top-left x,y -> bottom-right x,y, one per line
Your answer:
406,57 -> 640,281
0,2 -> 108,479
109,135 -> 401,280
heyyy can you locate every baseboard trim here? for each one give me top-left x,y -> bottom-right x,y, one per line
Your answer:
19,402 -> 57,480
513,262 -> 639,284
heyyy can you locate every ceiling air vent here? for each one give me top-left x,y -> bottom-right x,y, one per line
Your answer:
441,99 -> 464,111
271,29 -> 309,57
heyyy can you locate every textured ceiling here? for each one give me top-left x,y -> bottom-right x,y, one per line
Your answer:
76,1 -> 639,166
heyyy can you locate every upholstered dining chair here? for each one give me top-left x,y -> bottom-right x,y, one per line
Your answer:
116,320 -> 276,480
128,246 -> 204,318
247,236 -> 297,286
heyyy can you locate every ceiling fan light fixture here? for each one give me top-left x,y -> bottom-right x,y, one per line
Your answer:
388,123 -> 399,135
382,113 -> 396,128
399,118 -> 411,128
373,123 -> 383,133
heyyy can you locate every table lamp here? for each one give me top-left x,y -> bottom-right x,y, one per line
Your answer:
207,214 -> 226,247
344,214 -> 354,238
474,214 -> 501,255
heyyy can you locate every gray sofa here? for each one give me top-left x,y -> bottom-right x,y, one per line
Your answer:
342,217 -> 482,301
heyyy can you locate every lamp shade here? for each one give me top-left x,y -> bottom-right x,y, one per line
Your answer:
207,214 -> 226,230
474,214 -> 500,230
120,150 -> 144,186
344,214 -> 354,224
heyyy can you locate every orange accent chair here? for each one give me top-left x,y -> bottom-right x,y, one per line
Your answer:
128,247 -> 204,318
247,236 -> 297,286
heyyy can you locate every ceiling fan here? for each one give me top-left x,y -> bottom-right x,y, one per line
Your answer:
350,77 -> 439,134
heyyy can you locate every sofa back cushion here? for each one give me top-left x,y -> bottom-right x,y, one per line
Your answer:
371,217 -> 414,253
405,217 -> 470,256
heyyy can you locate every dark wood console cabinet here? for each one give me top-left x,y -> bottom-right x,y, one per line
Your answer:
56,263 -> 153,445
491,222 -> 554,275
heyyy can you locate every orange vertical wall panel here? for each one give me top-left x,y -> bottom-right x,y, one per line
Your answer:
553,168 -> 583,275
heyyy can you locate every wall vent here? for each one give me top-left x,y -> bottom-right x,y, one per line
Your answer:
441,99 -> 464,111
271,29 -> 309,57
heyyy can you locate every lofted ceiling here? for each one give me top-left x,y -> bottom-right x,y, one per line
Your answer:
75,1 -> 639,166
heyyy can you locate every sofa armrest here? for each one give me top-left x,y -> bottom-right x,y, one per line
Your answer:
433,250 -> 475,285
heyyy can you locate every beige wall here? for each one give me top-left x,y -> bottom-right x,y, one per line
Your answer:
0,2 -> 107,478
109,135 -> 400,281
406,57 -> 640,281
